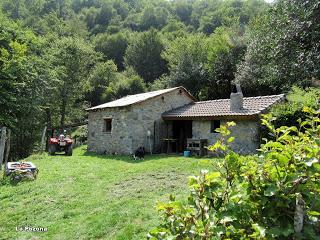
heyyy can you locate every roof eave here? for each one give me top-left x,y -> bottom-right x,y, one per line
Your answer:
162,114 -> 260,121
86,86 -> 196,112
85,104 -> 130,112
256,94 -> 286,115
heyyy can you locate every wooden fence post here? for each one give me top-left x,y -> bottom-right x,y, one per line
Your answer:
0,127 -> 7,169
5,128 -> 11,165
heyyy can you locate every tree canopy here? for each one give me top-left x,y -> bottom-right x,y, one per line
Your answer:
1,0 -> 319,158
235,0 -> 320,95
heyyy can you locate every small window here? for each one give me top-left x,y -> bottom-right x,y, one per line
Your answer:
210,120 -> 221,133
103,119 -> 112,132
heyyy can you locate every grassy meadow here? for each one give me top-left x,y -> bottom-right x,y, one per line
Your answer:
0,146 -> 215,240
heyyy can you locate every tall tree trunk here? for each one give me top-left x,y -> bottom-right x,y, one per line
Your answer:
60,99 -> 66,128
45,108 -> 52,129
40,126 -> 47,153
60,86 -> 67,128
0,127 -> 7,169
5,128 -> 11,164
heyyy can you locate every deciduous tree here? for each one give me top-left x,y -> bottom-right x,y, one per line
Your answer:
125,29 -> 167,83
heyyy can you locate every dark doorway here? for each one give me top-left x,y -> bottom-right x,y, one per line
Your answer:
172,121 -> 192,152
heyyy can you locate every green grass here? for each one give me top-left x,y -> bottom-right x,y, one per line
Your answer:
0,146 -> 215,240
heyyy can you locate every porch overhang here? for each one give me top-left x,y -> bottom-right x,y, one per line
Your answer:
162,114 -> 260,121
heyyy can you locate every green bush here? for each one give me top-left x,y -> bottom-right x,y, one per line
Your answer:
260,87 -> 320,141
271,87 -> 320,128
102,68 -> 147,102
71,125 -> 88,144
148,107 -> 320,239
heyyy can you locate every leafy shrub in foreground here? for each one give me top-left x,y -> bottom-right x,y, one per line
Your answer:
265,87 -> 320,136
148,107 -> 320,239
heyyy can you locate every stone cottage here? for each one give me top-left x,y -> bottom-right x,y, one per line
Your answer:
86,86 -> 284,154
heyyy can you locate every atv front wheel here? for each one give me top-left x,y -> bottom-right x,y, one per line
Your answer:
48,144 -> 56,155
66,145 -> 73,156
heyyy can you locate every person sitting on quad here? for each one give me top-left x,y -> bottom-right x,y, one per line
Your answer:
59,129 -> 67,140
48,129 -> 73,156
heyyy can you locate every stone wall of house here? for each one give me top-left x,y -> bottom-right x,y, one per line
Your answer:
126,89 -> 193,153
87,89 -> 193,154
87,107 -> 133,154
192,120 -> 260,154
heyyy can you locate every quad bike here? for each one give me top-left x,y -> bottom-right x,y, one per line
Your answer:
48,131 -> 73,156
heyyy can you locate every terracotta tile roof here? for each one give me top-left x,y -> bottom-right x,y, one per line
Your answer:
86,86 -> 195,111
162,94 -> 285,119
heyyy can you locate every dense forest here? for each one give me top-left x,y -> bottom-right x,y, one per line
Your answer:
0,0 -> 319,159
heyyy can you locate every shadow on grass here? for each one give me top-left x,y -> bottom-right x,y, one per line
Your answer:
48,153 -> 73,157
82,150 -> 189,164
0,174 -> 35,186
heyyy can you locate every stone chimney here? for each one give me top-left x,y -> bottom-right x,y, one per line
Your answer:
230,84 -> 243,111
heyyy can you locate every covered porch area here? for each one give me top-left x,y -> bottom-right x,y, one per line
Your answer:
161,120 -> 192,154
156,120 -> 208,156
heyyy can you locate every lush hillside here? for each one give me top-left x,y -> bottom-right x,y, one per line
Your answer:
1,1 -> 319,239
0,0 -> 270,159
0,0 -> 319,159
